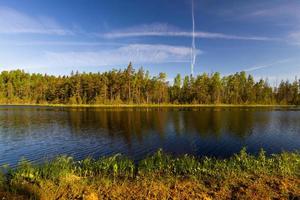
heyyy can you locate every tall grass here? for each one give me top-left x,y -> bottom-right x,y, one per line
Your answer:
75,154 -> 135,178
2,148 -> 300,185
1,149 -> 299,199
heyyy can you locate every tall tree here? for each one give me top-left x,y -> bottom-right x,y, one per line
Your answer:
0,66 -> 298,105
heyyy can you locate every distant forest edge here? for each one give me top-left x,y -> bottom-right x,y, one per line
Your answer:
0,63 -> 299,105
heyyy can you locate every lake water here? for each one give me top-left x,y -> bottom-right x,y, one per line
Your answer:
0,106 -> 300,166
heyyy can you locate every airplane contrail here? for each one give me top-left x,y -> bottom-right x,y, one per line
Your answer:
191,0 -> 196,76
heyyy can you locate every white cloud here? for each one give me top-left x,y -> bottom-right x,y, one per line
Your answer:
0,6 -> 72,35
100,23 -> 276,41
2,44 -> 201,69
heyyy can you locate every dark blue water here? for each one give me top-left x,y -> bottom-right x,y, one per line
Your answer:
0,106 -> 299,167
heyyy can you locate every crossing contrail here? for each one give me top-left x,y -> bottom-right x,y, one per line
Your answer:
191,0 -> 196,76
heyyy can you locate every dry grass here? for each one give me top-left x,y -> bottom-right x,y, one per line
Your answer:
1,176 -> 299,200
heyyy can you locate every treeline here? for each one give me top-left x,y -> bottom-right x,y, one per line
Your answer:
0,63 -> 299,105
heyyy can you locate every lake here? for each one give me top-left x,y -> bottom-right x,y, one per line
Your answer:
0,106 -> 300,167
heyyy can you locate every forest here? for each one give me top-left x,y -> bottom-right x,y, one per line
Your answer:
0,63 -> 299,105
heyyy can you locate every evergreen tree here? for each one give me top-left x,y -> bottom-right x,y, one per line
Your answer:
0,64 -> 298,105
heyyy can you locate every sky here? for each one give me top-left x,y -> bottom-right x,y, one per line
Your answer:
0,0 -> 300,83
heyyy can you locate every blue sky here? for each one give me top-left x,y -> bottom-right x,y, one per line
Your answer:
0,0 -> 300,83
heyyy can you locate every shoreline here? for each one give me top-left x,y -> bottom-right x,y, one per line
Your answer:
0,103 -> 298,108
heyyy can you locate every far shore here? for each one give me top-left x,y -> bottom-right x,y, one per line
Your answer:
0,103 -> 298,108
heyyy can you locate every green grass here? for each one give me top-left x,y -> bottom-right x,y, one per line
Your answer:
1,148 -> 300,199
2,148 -> 300,181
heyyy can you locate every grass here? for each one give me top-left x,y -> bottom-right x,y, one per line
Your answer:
0,148 -> 299,199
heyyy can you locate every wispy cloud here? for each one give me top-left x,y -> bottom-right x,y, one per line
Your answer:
218,2 -> 300,46
103,31 -> 274,41
0,41 -> 125,46
100,23 -> 276,41
2,44 -> 201,69
287,31 -> 300,46
0,6 -> 72,35
247,3 -> 300,19
231,2 -> 300,31
43,44 -> 200,66
244,59 -> 291,72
